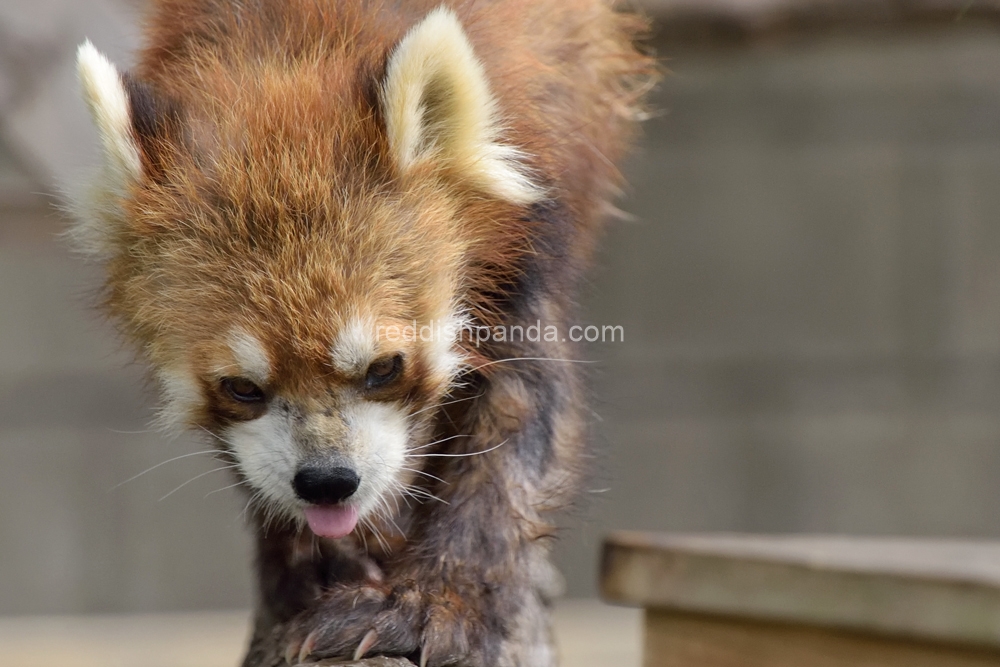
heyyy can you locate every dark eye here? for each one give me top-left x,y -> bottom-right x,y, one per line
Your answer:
221,377 -> 266,403
365,354 -> 403,389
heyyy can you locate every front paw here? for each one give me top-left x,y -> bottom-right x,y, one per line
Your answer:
285,581 -> 501,667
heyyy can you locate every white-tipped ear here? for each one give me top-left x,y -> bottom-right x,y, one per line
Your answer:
72,41 -> 141,257
382,7 -> 543,205
77,41 -> 141,186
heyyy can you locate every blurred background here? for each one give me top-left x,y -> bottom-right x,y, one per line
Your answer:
3,0 -> 1000,620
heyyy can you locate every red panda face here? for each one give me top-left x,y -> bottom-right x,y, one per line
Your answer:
135,183 -> 472,537
73,9 -> 541,537
171,320 -> 463,537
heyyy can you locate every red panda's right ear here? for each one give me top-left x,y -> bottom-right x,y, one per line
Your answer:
381,7 -> 543,206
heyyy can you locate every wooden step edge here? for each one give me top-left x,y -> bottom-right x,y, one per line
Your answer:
600,532 -> 1000,650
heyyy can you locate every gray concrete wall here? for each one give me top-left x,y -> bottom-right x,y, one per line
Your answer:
3,10 -> 1000,612
558,25 -> 1000,594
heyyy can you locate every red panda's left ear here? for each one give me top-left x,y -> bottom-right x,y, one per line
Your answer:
381,7 -> 544,206
74,41 -> 180,257
77,42 -> 142,193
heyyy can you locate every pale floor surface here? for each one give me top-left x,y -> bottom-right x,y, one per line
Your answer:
0,599 -> 641,667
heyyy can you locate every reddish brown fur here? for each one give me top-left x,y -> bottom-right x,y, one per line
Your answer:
79,1 -> 654,665
113,0 -> 649,354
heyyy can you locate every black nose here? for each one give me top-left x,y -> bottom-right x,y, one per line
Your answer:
293,465 -> 360,505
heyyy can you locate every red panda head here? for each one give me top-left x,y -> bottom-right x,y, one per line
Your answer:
73,8 -> 541,537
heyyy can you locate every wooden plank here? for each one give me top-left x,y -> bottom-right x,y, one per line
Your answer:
645,610 -> 1000,667
602,533 -> 1000,648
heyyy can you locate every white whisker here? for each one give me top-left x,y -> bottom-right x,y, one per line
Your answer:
406,439 -> 508,459
400,466 -> 449,485
385,490 -> 402,518
206,480 -> 247,498
399,486 -> 449,506
109,450 -> 218,491
238,496 -> 255,523
158,464 -> 239,501
356,523 -> 370,552
405,434 -> 472,453
466,357 -> 596,373
375,494 -> 405,537
196,424 -> 230,446
360,515 -> 390,553
409,392 -> 484,417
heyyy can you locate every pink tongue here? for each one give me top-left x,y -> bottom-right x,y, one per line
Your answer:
303,505 -> 359,538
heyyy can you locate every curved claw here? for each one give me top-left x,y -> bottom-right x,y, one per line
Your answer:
419,644 -> 429,667
298,629 -> 319,664
354,628 -> 379,661
285,638 -> 302,666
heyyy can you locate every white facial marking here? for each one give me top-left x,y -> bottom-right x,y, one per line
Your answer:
331,317 -> 377,374
429,312 -> 470,383
227,328 -> 271,382
154,367 -> 201,433
223,398 -> 410,525
341,401 -> 409,518
227,410 -> 300,510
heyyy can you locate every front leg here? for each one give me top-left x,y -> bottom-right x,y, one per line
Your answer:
283,494 -> 559,666
241,522 -> 386,667
285,569 -> 529,666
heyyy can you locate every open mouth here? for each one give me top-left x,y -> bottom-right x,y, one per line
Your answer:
303,504 -> 359,539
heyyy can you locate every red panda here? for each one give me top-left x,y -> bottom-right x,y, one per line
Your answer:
73,1 -> 653,665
